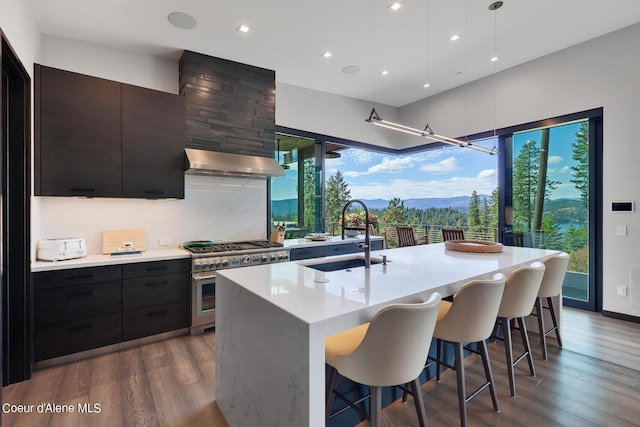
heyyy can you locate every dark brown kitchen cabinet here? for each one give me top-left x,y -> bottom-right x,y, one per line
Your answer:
122,84 -> 185,199
35,65 -> 122,197
34,64 -> 185,199
33,266 -> 123,361
122,259 -> 190,341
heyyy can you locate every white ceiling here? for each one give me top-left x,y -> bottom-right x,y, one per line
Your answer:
29,0 -> 640,107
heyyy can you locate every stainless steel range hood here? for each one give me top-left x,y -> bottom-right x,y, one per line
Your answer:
185,148 -> 285,178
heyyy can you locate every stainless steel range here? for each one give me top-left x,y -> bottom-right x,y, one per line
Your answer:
184,240 -> 290,335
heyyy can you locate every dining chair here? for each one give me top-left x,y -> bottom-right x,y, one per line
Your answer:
441,228 -> 465,241
396,225 -> 417,247
530,252 -> 570,360
493,262 -> 545,396
325,292 -> 441,427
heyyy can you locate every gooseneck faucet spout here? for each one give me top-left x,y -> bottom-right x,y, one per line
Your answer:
341,199 -> 371,268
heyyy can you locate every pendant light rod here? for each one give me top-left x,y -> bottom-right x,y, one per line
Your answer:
366,108 -> 498,155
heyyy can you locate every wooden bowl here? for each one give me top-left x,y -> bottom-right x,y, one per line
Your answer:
444,239 -> 504,253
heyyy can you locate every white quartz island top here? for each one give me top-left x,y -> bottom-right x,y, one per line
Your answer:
215,243 -> 559,427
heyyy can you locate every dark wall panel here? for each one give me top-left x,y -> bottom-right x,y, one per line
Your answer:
179,51 -> 276,158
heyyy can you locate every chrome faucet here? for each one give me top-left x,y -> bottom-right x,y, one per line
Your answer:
341,199 -> 371,268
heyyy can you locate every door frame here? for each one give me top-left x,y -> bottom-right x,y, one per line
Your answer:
496,109 -> 603,311
1,29 -> 32,385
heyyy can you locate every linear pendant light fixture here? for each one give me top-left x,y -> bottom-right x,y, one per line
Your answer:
365,0 -> 499,156
366,108 -> 498,154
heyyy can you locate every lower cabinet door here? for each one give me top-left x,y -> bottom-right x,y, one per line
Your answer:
123,301 -> 189,341
34,312 -> 122,361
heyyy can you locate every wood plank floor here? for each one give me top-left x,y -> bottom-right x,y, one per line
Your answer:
3,308 -> 640,427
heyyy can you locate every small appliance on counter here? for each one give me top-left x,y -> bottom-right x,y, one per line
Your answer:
37,238 -> 87,261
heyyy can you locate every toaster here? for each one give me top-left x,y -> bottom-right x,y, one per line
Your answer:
37,238 -> 87,261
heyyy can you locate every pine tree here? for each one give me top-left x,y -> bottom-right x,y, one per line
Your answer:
381,197 -> 408,225
490,187 -> 500,229
570,122 -> 589,207
467,191 -> 481,232
325,170 -> 351,233
303,159 -> 316,231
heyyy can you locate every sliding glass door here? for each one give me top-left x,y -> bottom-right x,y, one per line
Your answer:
503,114 -> 602,311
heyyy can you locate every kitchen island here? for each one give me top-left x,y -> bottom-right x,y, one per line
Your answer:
215,243 -> 559,427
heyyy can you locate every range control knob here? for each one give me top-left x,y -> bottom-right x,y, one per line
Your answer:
215,260 -> 222,268
271,254 -> 278,261
222,259 -> 229,268
241,255 -> 251,265
261,255 -> 268,263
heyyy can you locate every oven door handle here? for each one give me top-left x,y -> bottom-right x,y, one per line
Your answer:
194,272 -> 217,281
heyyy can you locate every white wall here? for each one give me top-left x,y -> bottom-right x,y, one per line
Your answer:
400,22 -> 640,317
276,83 -> 411,149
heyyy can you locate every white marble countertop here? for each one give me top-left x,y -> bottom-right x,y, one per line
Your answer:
30,236 -> 382,272
217,243 -> 559,326
283,234 -> 383,248
31,248 -> 191,272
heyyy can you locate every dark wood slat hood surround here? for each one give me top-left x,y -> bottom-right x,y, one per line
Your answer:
179,51 -> 276,158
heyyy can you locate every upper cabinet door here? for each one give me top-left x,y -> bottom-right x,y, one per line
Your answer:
36,65 -> 122,197
121,84 -> 185,199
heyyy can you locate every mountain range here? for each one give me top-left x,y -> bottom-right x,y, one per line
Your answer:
272,195 -> 490,217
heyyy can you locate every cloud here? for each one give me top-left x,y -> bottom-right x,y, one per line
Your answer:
343,170 -> 363,178
419,157 -> 458,173
548,155 -> 563,164
477,169 -> 496,178
348,174 -> 498,200
368,156 -> 417,173
557,165 -> 570,173
346,149 -> 375,165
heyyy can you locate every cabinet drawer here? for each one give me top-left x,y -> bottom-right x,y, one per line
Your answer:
123,272 -> 189,310
123,259 -> 190,279
35,280 -> 121,325
34,312 -> 122,361
371,239 -> 384,251
290,246 -> 325,261
325,243 -> 358,256
34,265 -> 122,290
123,301 -> 189,341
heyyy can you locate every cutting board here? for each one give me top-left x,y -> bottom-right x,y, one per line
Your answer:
102,229 -> 146,254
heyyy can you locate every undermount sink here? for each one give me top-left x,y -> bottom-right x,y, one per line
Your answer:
304,256 -> 383,272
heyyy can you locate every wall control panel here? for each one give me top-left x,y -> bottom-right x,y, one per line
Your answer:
611,201 -> 634,212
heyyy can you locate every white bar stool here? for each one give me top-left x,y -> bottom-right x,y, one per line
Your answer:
325,292 -> 441,427
531,252 -> 570,360
429,274 -> 506,427
494,262 -> 545,396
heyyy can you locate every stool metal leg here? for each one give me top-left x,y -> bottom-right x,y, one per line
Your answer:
534,297 -> 548,360
453,342 -> 468,427
409,378 -> 428,427
500,317 -> 516,397
548,297 -> 562,347
325,366 -> 338,425
517,317 -> 536,377
369,386 -> 382,427
478,340 -> 499,412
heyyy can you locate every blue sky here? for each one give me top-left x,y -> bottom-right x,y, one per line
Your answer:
272,120 -> 585,202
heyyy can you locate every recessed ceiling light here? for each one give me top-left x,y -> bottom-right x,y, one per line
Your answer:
423,83 -> 431,88
380,70 -> 389,76
322,51 -> 332,58
342,65 -> 360,74
167,12 -> 198,30
490,56 -> 500,62
387,2 -> 403,11
237,24 -> 250,33
449,34 -> 460,42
